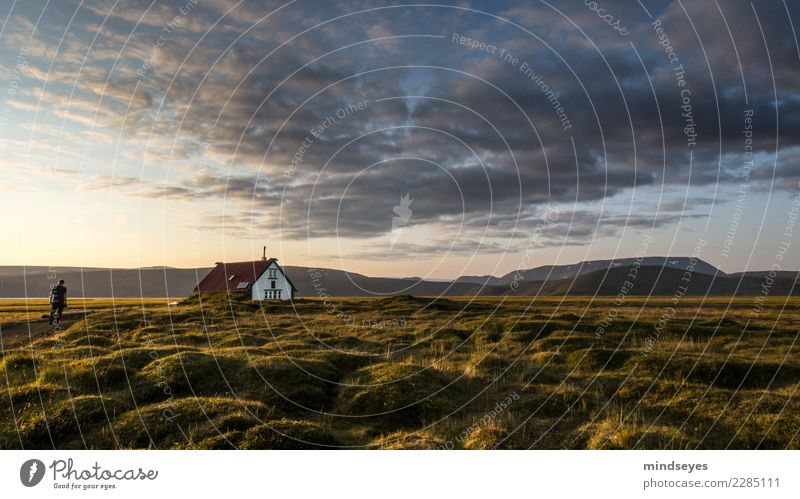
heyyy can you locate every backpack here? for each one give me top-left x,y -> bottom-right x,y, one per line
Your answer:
49,285 -> 65,305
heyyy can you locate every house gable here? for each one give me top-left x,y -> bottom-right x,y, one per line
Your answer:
251,261 -> 295,300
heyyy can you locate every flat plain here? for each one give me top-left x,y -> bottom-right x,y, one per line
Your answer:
1,295 -> 798,449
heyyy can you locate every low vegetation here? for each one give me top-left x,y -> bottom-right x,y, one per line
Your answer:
1,295 -> 798,449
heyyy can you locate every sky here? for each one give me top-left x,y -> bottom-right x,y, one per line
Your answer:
0,0 -> 798,279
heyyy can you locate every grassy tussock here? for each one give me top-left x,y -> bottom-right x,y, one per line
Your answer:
1,294 -> 798,449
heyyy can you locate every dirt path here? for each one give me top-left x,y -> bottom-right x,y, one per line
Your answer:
0,312 -> 91,350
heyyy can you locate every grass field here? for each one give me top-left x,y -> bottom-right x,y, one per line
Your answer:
1,294 -> 799,449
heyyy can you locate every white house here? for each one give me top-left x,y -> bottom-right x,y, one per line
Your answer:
250,259 -> 295,300
194,254 -> 297,301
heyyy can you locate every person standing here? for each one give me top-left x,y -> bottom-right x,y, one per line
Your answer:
48,279 -> 67,325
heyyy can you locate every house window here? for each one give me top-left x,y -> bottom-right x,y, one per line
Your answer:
269,269 -> 277,278
271,280 -> 276,289
276,290 -> 281,299
228,274 -> 237,281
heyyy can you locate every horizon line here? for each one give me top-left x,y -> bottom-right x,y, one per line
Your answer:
1,255 -> 797,281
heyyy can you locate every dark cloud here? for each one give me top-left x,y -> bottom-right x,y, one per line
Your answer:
5,0 -> 799,255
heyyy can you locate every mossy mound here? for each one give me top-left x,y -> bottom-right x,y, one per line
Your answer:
627,353 -> 800,389
322,334 -> 383,354
336,363 -> 466,426
284,349 -> 370,374
129,325 -> 171,344
38,356 -> 132,394
516,384 -> 587,418
175,332 -> 211,346
182,292 -> 262,316
418,327 -> 472,350
193,431 -> 243,449
370,430 -> 444,449
736,412 -> 800,449
473,323 -> 506,346
506,320 -> 567,343
239,419 -> 339,449
110,397 -> 271,449
134,352 -> 253,401
251,356 -> 340,412
462,424 -> 512,449
583,418 -> 691,450
700,317 -> 745,330
0,352 -> 40,384
1,382 -> 67,410
374,295 -> 426,307
528,351 -> 563,367
135,352 -> 339,412
532,334 -> 597,353
215,411 -> 263,433
106,346 -> 186,371
375,295 -> 460,312
212,332 -> 270,348
566,348 -> 632,371
18,395 -> 121,448
65,333 -> 117,349
57,317 -> 136,342
464,353 -> 512,378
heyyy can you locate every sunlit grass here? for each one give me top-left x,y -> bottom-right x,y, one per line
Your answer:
1,294 -> 798,449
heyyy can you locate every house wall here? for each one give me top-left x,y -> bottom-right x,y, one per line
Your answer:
251,262 -> 293,300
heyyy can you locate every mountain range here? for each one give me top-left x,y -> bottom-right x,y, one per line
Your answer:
0,258 -> 796,298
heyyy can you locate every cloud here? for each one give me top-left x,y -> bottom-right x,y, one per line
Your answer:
3,0 -> 799,260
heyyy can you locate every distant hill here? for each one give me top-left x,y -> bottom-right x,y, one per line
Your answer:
0,258 -> 796,298
0,266 -> 108,277
728,270 -> 800,279
476,265 -> 799,297
282,266 -> 477,297
0,267 -> 213,298
456,257 -> 723,285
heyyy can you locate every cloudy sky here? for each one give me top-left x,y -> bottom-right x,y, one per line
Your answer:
0,0 -> 798,278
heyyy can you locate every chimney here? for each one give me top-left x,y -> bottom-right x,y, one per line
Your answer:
262,246 -> 267,261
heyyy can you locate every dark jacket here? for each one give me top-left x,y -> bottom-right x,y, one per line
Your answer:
50,284 -> 67,306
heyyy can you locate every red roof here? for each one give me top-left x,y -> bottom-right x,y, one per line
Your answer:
194,259 -> 275,293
